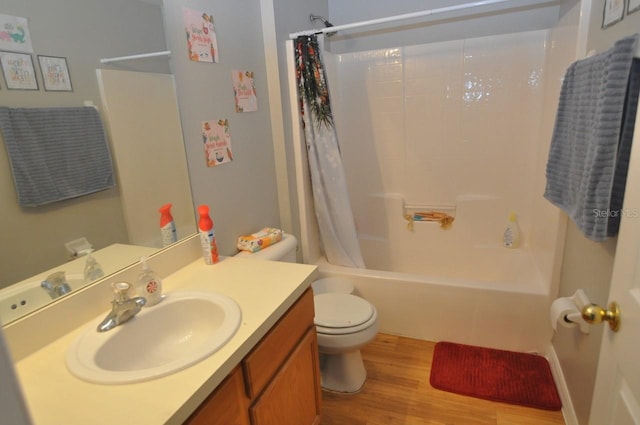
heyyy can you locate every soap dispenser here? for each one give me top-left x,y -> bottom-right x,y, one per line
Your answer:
83,251 -> 104,283
503,212 -> 521,248
136,256 -> 163,306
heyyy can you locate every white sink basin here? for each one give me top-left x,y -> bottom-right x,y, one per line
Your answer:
66,291 -> 241,384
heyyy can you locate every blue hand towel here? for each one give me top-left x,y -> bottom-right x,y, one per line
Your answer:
608,58 -> 640,236
544,34 -> 640,241
0,106 -> 114,207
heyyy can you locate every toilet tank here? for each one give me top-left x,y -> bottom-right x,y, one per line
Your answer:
233,233 -> 297,262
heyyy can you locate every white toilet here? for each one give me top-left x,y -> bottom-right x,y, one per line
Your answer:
312,277 -> 378,393
234,234 -> 378,393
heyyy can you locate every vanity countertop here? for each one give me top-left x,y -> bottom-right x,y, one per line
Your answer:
13,256 -> 318,425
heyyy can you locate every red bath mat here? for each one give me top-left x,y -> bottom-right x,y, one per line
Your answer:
429,341 -> 562,411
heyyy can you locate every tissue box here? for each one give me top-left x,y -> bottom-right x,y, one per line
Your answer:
237,228 -> 283,253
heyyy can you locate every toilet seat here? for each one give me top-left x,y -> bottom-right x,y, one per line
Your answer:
314,293 -> 377,335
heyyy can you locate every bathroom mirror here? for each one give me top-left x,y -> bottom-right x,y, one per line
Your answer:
0,0 -> 196,325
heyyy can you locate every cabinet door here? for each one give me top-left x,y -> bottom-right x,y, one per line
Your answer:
185,366 -> 250,425
250,328 -> 322,425
243,288 -> 315,399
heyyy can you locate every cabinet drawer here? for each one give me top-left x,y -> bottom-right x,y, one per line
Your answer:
243,288 -> 315,398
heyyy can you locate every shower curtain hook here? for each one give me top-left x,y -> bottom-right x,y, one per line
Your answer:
309,14 -> 337,37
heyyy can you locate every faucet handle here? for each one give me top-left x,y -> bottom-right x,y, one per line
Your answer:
47,271 -> 67,286
112,281 -> 132,301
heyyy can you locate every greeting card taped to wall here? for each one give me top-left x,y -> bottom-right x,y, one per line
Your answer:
202,119 -> 233,167
0,14 -> 34,53
232,70 -> 258,112
183,7 -> 219,63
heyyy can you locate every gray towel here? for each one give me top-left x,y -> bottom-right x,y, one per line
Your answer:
608,59 -> 640,236
544,34 -> 639,241
0,106 -> 114,207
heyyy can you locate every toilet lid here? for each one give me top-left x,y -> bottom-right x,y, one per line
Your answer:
314,293 -> 374,328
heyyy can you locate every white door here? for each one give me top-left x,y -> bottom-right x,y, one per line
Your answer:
588,100 -> 640,424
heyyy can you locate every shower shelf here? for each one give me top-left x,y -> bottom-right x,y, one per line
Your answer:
403,203 -> 456,230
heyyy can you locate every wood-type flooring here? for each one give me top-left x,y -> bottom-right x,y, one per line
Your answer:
320,333 -> 566,425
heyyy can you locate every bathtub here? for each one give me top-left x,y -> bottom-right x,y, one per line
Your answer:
316,252 -> 553,354
296,194 -> 557,354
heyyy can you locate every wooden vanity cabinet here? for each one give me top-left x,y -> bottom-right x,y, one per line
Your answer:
249,328 -> 321,425
185,366 -> 250,425
184,288 -> 321,425
244,288 -> 322,425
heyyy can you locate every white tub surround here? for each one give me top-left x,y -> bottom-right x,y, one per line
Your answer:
287,23 -> 579,357
6,236 -> 318,425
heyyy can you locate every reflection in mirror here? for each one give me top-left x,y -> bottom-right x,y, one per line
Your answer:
0,244 -> 158,324
0,0 -> 196,326
97,69 -> 196,250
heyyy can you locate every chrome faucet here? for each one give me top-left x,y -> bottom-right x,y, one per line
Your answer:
41,271 -> 72,299
97,282 -> 146,333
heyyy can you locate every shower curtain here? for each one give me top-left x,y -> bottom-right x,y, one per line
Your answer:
294,35 -> 365,268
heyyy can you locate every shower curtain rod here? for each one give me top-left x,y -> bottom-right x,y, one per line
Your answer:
288,0 -> 551,39
100,50 -> 171,64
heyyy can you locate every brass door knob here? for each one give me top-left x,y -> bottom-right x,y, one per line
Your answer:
581,302 -> 620,332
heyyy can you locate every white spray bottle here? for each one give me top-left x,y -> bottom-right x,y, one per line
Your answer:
159,203 -> 177,247
198,205 -> 219,265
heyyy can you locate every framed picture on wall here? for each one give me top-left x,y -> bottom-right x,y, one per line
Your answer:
628,0 -> 640,15
0,51 -> 38,90
603,0 -> 625,27
37,55 -> 72,92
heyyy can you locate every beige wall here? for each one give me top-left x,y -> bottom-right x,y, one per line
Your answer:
553,2 -> 640,424
0,0 -> 169,287
163,0 -> 284,255
159,0 -> 330,256
586,0 -> 640,51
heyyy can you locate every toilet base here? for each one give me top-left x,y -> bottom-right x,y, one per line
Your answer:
319,350 -> 367,393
